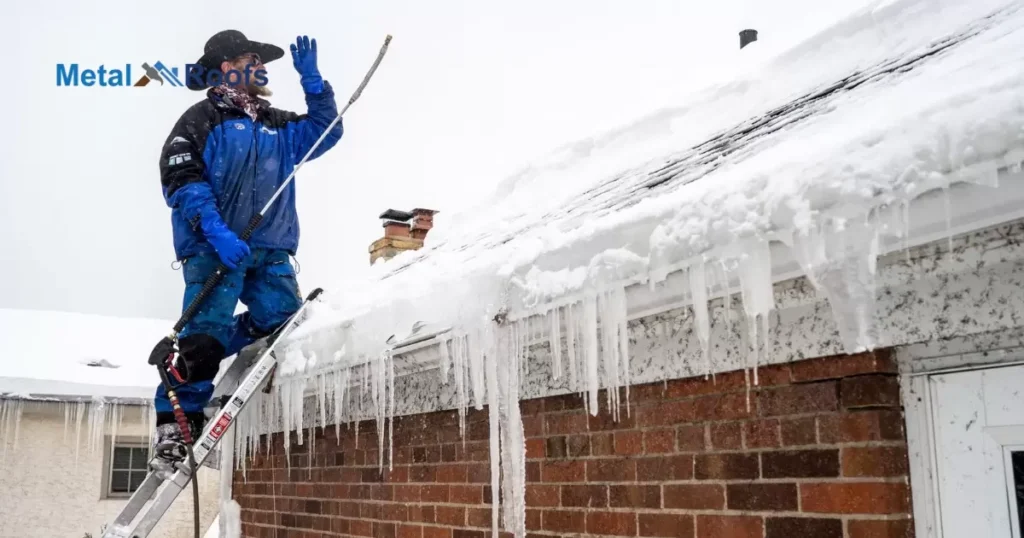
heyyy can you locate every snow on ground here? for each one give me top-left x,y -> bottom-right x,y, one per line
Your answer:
0,308 -> 174,399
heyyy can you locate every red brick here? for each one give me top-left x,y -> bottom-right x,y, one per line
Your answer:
678,425 -> 706,452
640,514 -> 695,538
847,519 -> 914,538
587,459 -> 637,482
710,422 -> 742,450
522,416 -> 543,437
694,392 -> 755,421
667,370 -> 747,398
695,453 -> 758,480
842,446 -> 909,477
727,483 -> 798,511
587,511 -> 637,536
614,431 -> 644,455
379,522 -> 400,538
435,506 -> 465,527
664,484 -> 725,510
588,406 -> 637,431
841,375 -> 901,409
638,455 -> 693,481
639,399 -> 697,426
759,382 -> 838,416
744,419 -> 781,448
546,437 -> 567,458
644,429 -> 676,453
525,484 -> 560,507
467,464 -> 491,484
437,464 -> 469,483
697,515 -> 764,538
790,351 -> 896,382
422,527 -> 451,538
520,398 -> 544,415
527,509 -> 542,531
566,435 -> 591,457
756,364 -> 793,386
546,393 -> 587,411
780,417 -> 817,446
762,449 -> 839,478
541,461 -> 585,483
591,433 -> 615,456
525,438 -> 545,459
450,485 -> 483,505
543,510 -> 586,533
352,520 -> 375,537
562,485 -> 608,508
819,411 -> 904,443
421,484 -> 450,503
384,503 -> 410,522
801,483 -> 910,514
546,412 -> 589,435
453,531 -> 485,538
467,508 -> 489,528
610,485 -> 661,509
766,518 -> 842,538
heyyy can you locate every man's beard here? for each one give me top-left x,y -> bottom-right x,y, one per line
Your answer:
247,83 -> 272,97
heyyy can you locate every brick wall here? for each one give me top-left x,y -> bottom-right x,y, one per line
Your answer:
234,351 -> 913,538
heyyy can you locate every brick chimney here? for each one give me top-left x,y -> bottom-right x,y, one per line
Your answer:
369,208 -> 439,264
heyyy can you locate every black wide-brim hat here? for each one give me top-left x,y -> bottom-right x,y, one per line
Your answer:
187,29 -> 285,90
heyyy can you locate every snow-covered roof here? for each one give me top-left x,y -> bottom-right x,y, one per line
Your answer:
275,0 -> 1024,378
0,308 -> 174,401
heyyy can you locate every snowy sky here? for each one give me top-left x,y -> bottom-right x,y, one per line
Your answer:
0,0 -> 874,325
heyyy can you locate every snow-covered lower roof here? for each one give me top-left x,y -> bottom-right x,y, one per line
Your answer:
0,308 -> 173,401
280,0 -> 1024,377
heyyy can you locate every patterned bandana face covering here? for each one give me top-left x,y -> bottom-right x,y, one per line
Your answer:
212,83 -> 261,121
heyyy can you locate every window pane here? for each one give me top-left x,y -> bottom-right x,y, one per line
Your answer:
129,470 -> 147,492
112,447 -> 133,470
110,470 -> 130,493
131,447 -> 150,470
1013,451 -> 1024,535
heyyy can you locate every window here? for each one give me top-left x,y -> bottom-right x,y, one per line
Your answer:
1013,451 -> 1024,535
102,438 -> 150,498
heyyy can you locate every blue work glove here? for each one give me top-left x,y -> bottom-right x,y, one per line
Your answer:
290,35 -> 323,94
197,206 -> 250,269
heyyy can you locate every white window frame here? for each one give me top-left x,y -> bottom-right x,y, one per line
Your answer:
100,435 -> 151,500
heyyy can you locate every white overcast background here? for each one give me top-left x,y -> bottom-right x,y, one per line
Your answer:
0,0 -> 874,324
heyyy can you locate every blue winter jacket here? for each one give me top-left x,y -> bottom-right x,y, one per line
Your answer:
158,81 -> 343,260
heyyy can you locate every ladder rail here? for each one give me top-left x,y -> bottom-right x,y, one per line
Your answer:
100,289 -> 321,538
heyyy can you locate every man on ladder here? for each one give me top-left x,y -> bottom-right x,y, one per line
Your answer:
154,29 -> 344,473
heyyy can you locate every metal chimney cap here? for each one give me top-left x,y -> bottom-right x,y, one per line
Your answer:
740,29 -> 758,49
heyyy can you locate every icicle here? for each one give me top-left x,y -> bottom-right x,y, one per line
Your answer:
549,308 -> 563,381
688,261 -> 711,379
485,326 -> 501,538
439,333 -> 451,383
469,329 -> 486,411
901,199 -> 912,265
566,303 -> 578,393
73,401 -> 85,465
388,349 -> 396,472
614,289 -> 631,419
943,184 -> 953,252
582,296 -> 600,415
791,215 -> 881,353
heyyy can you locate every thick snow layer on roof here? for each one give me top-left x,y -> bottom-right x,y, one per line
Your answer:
280,0 -> 1024,378
0,308 -> 173,399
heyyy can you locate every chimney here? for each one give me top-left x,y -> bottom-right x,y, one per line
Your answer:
740,29 -> 758,49
369,208 -> 439,265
